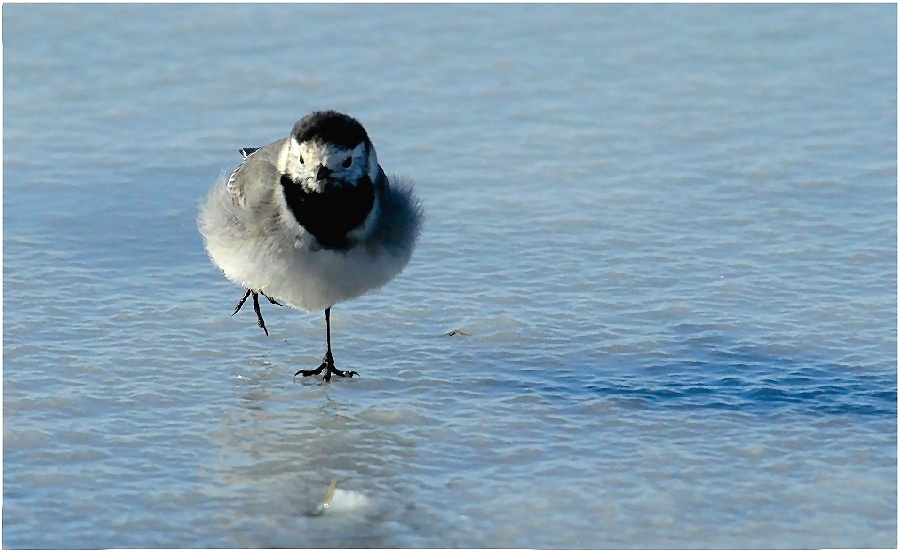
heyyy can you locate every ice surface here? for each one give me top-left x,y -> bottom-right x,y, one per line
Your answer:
3,3 -> 897,549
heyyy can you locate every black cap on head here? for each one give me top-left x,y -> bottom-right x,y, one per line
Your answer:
292,111 -> 369,148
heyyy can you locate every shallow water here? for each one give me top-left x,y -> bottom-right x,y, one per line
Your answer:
3,4 -> 897,548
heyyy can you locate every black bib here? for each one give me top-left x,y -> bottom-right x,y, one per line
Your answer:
281,175 -> 375,250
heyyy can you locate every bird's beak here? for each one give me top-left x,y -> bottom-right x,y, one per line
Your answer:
315,165 -> 332,181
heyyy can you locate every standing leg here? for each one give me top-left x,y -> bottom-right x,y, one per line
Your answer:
294,308 -> 359,381
324,307 -> 333,363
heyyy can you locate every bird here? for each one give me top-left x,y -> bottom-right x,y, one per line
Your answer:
198,111 -> 423,382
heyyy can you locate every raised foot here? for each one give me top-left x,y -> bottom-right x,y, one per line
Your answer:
293,353 -> 359,382
232,288 -> 282,336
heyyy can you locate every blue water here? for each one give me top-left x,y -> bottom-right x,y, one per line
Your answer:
3,4 -> 896,548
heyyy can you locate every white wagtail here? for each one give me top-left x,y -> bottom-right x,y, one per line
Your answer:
199,111 -> 423,381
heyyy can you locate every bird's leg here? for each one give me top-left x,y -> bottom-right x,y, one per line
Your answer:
294,308 -> 359,382
232,288 -> 273,336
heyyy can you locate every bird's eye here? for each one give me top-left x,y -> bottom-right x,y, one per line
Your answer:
298,155 -> 305,165
342,157 -> 353,168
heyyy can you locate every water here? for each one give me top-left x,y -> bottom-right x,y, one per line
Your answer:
3,4 -> 896,548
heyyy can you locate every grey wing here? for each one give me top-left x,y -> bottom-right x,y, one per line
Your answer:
239,138 -> 283,165
224,138 -> 286,207
198,138 -> 286,243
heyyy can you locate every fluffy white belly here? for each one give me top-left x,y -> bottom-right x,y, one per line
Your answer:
205,231 -> 411,312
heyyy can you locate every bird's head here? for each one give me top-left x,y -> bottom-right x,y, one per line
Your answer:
277,111 -> 379,193
277,111 -> 384,249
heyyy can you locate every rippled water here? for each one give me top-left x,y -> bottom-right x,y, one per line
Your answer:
3,4 -> 897,548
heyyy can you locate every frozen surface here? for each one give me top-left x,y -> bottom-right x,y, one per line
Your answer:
3,4 -> 896,548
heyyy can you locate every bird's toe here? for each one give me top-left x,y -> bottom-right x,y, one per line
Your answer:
294,362 -> 327,378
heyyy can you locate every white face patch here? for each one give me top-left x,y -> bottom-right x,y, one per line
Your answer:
280,139 -> 369,192
366,146 -> 380,183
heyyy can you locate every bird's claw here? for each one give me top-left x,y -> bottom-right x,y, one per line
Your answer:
293,353 -> 358,382
330,368 -> 360,380
232,289 -> 252,316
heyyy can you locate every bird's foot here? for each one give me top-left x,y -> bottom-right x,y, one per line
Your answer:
261,292 -> 282,306
232,288 -> 281,336
293,351 -> 359,382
